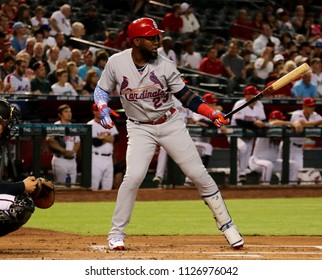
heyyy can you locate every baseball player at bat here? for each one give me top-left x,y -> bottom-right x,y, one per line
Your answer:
94,17 -> 243,250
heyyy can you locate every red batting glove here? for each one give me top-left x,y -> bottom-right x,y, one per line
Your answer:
212,111 -> 230,128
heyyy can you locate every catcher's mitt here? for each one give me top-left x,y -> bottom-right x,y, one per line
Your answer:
31,178 -> 55,209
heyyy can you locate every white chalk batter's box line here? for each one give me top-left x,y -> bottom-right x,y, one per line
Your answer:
90,245 -> 322,258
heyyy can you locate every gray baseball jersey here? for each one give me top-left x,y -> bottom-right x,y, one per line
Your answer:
98,49 -> 184,121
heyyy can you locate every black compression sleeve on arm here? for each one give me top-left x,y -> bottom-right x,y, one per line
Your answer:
0,181 -> 25,195
174,85 -> 204,112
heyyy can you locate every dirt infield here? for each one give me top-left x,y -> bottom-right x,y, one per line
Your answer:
1,186 -> 322,260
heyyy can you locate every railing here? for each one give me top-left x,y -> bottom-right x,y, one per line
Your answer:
16,124 -> 92,187
183,125 -> 322,185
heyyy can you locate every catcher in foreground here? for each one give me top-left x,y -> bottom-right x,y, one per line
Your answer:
0,98 -> 55,237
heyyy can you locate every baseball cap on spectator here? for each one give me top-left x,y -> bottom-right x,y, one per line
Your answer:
273,54 -> 284,63
31,61 -> 44,71
269,110 -> 286,120
39,24 -> 51,31
294,55 -> 308,66
203,93 -> 218,104
92,103 -> 98,111
316,40 -> 322,48
244,85 -> 259,96
302,97 -> 316,107
13,22 -> 24,31
180,2 -> 190,12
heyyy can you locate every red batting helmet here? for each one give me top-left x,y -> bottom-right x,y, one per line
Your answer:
127,17 -> 164,43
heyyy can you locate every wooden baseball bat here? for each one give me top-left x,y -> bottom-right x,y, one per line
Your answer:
224,63 -> 311,119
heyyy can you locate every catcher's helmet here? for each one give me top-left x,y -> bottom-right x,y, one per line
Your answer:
0,99 -> 21,145
0,99 -> 11,120
127,17 -> 164,43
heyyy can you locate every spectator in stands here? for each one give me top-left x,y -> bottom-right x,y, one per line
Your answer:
46,104 -> 80,185
81,69 -> 99,96
44,45 -> 59,74
181,39 -> 202,70
291,5 -> 305,34
265,53 -> 285,84
265,70 -> 292,98
40,24 -> 55,48
28,42 -> 44,69
0,54 -> 14,81
69,48 -> 82,67
229,85 -> 266,184
3,58 -> 30,94
158,36 -> 176,64
15,50 -> 34,80
55,32 -> 71,60
30,61 -> 52,95
66,22 -> 87,51
212,36 -> 226,58
33,29 -> 45,46
312,40 -> 322,60
220,40 -> 246,94
249,10 -> 264,40
291,71 -> 318,99
198,46 -> 224,76
283,59 -> 297,73
51,68 -> 77,96
252,23 -> 281,56
1,0 -> 17,23
10,21 -> 27,54
281,39 -> 298,61
30,5 -> 49,31
161,3 -> 183,34
20,37 -> 35,58
275,9 -> 296,38
294,55 -> 308,67
240,49 -> 255,82
80,5 -> 105,41
278,32 -> 294,53
180,2 -> 200,34
298,41 -> 312,59
94,50 -> 109,72
0,35 -> 14,63
0,14 -> 12,35
49,4 -> 72,37
46,58 -> 67,85
243,40 -> 257,61
253,46 -> 274,84
248,110 -> 301,185
113,19 -> 131,51
67,61 -> 84,94
104,31 -> 118,50
77,50 -> 101,80
309,58 -> 322,97
14,3 -> 31,29
230,9 -> 252,41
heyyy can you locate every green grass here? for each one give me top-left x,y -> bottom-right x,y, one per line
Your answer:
26,198 -> 322,236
